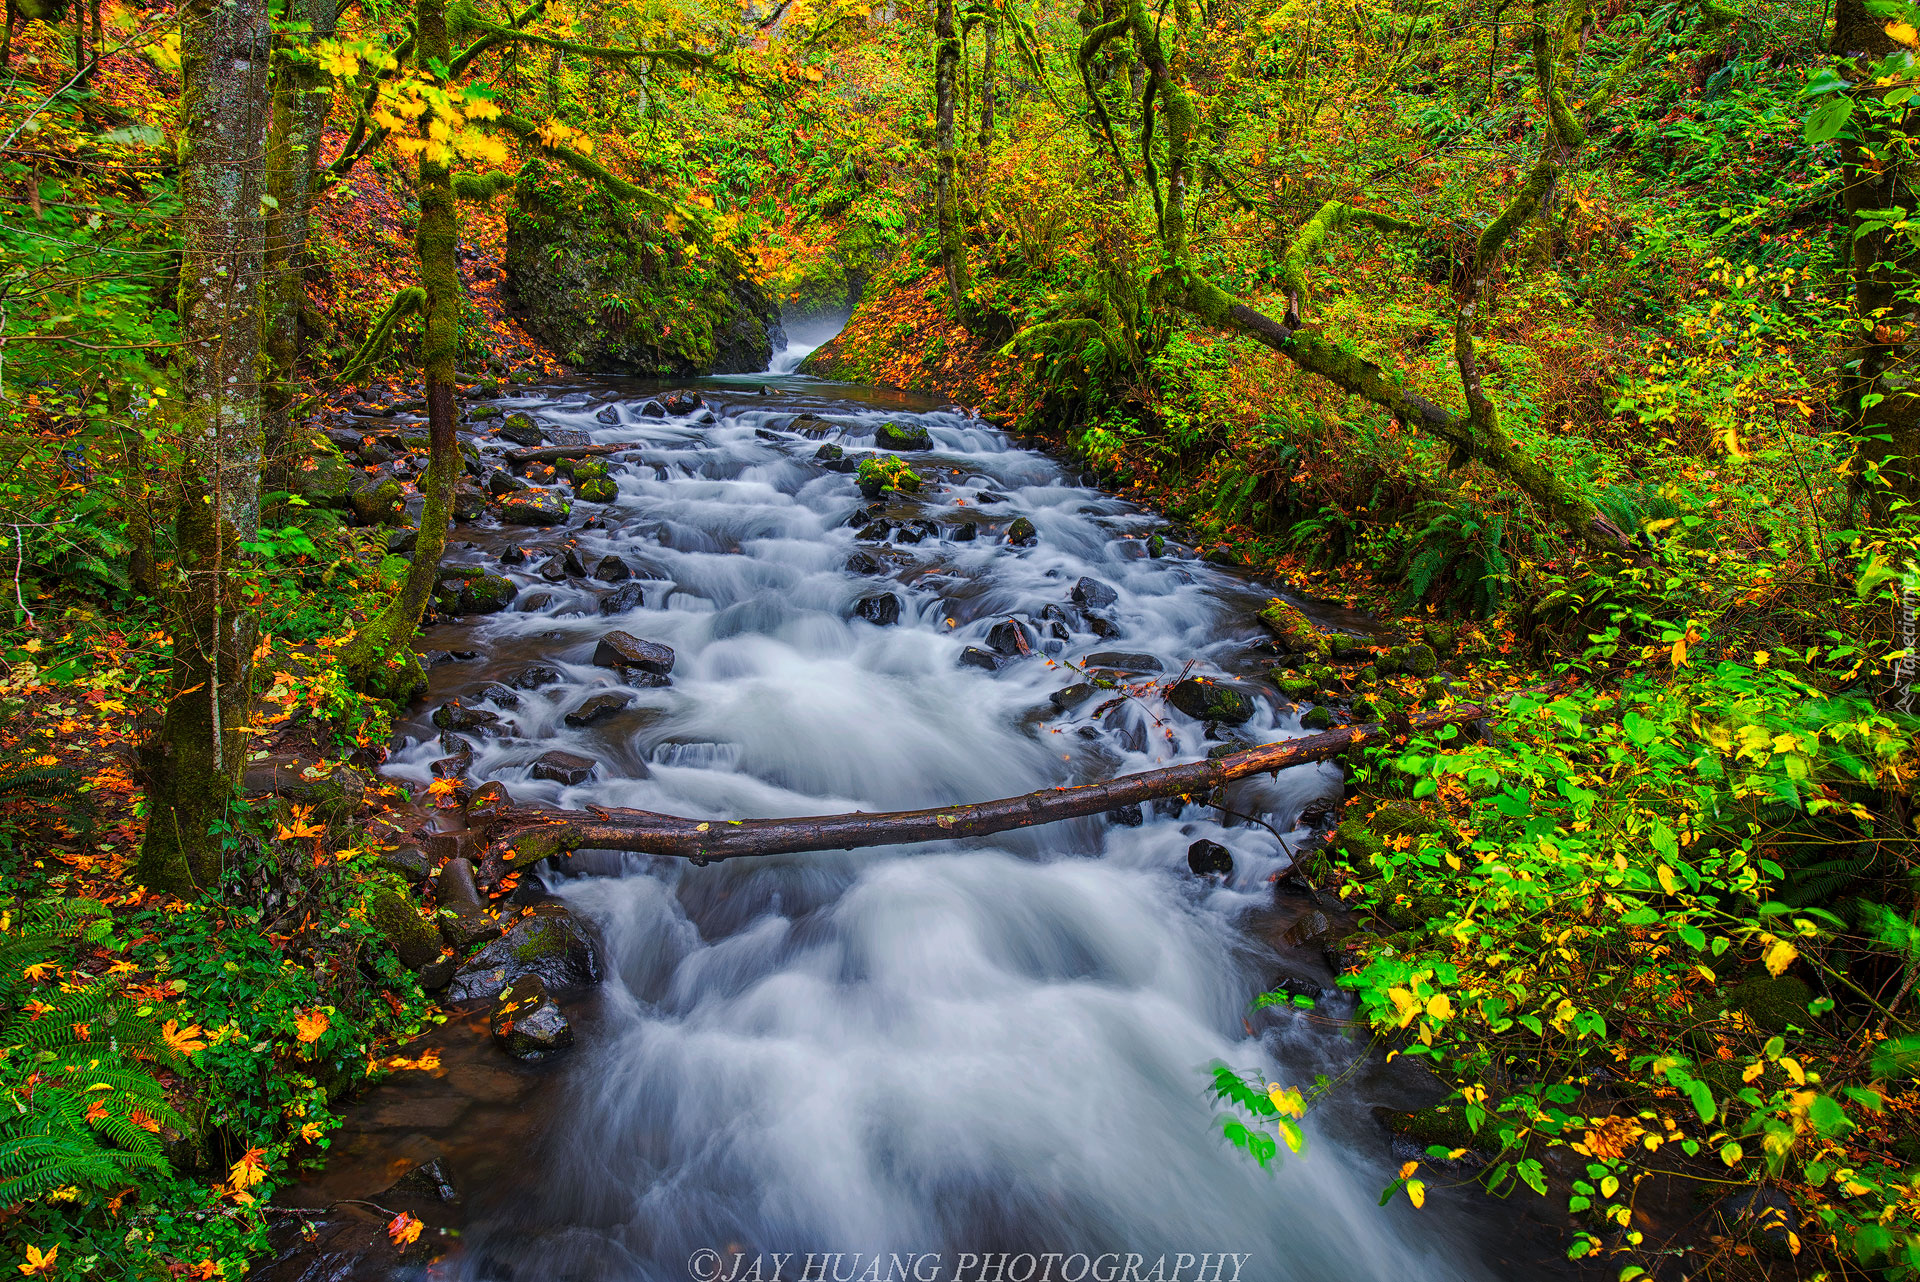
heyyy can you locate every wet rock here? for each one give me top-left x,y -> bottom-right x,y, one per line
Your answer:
1300,705 -> 1335,731
986,618 -> 1035,658
1378,643 -> 1438,679
531,749 -> 597,785
549,428 -> 592,449
564,692 -> 631,727
1006,516 -> 1038,546
950,522 -> 977,542
599,582 -> 646,614
790,413 -> 836,438
595,406 -> 621,425
1188,839 -> 1234,877
593,631 -> 674,679
577,476 -> 619,503
437,859 -> 501,948
856,519 -> 892,542
434,571 -> 518,615
498,489 -> 571,526
1147,532 -> 1166,557
536,554 -> 570,583
432,699 -> 500,735
384,1158 -> 459,1204
1049,683 -> 1096,711
1071,576 -> 1118,609
487,467 -> 527,497
490,974 -> 573,1060
446,903 -> 603,1003
893,523 -> 926,544
664,391 -> 704,415
974,490 -> 1008,504
1084,651 -> 1162,674
476,683 -> 521,710
854,593 -> 901,626
430,739 -> 472,778
874,421 -> 932,451
499,544 -> 529,565
387,528 -> 418,555
380,846 -> 433,884
466,780 -> 513,828
846,551 -> 884,575
1166,677 -> 1256,725
1085,615 -> 1120,639
1258,598 -> 1331,660
1283,909 -> 1336,948
451,485 -> 487,521
1105,804 -> 1144,827
639,400 -> 666,418
364,879 -> 441,971
497,413 -> 544,446
958,646 -> 999,671
517,591 -> 554,612
508,663 -> 565,690
592,555 -> 631,582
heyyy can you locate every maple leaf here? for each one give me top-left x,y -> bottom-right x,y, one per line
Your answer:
276,805 -> 325,842
163,1019 -> 209,1057
188,1259 -> 224,1280
294,1008 -> 330,1044
85,1098 -> 108,1124
20,962 -> 53,981
228,1146 -> 269,1191
17,1244 -> 56,1277
388,1212 -> 424,1247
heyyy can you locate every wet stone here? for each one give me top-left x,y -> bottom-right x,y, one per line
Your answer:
531,750 -> 597,785
432,700 -> 499,735
447,903 -> 603,1003
854,593 -> 901,626
846,551 -> 884,576
986,619 -> 1034,658
1006,516 -> 1038,546
874,421 -> 932,451
1085,651 -> 1162,674
639,400 -> 666,418
950,522 -> 977,542
1187,840 -> 1234,877
856,519 -> 892,542
1166,677 -> 1256,726
1105,804 -> 1144,827
595,406 -> 621,424
498,489 -> 571,526
564,692 -> 631,727
592,555 -> 631,582
593,631 -> 675,678
1071,576 -> 1118,609
663,391 -> 704,414
958,647 -> 999,671
497,414 -> 543,447
599,583 -> 646,614
518,591 -> 555,612
491,975 -> 573,1061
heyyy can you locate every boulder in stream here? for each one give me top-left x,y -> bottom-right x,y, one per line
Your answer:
599,583 -> 646,614
874,421 -> 932,451
854,593 -> 901,626
564,692 -> 631,727
592,555 -> 631,582
498,489 -> 571,526
531,750 -> 597,785
490,974 -> 573,1061
446,903 -> 603,1003
593,630 -> 674,680
1006,516 -> 1038,547
497,413 -> 544,447
1071,576 -> 1118,609
508,663 -> 566,690
1166,677 -> 1257,725
1187,839 -> 1234,877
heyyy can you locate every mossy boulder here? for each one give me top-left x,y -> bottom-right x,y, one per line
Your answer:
1166,677 -> 1256,725
432,569 -> 519,615
1273,672 -> 1320,700
1333,818 -> 1384,864
1006,516 -> 1038,546
1727,974 -> 1813,1033
1351,693 -> 1399,723
1300,705 -> 1335,731
577,476 -> 619,503
1378,643 -> 1439,679
498,489 -> 571,526
293,446 -> 355,510
445,903 -> 603,1003
362,880 -> 440,971
1258,598 -> 1330,659
504,157 -> 778,376
349,476 -> 405,526
1377,1104 -> 1483,1152
874,421 -> 932,451
496,413 -> 543,447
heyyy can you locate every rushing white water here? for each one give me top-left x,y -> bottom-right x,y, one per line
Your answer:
765,312 -> 851,375
387,380 -> 1495,1282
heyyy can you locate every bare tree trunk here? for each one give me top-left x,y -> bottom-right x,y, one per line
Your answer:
934,0 -> 970,311
263,0 -> 340,491
483,708 -> 1487,867
137,0 -> 274,896
341,0 -> 462,703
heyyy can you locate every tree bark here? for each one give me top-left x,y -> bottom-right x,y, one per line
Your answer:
978,16 -> 996,145
341,0 -> 461,704
137,0 -> 274,896
934,0 -> 971,311
482,707 -> 1487,867
263,0 -> 340,494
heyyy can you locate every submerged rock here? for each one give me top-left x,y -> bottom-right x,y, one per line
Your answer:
854,593 -> 901,626
1187,839 -> 1234,877
564,692 -> 631,727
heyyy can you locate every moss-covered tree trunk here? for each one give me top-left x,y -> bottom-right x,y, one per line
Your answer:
137,0 -> 274,896
340,0 -> 461,703
934,0 -> 970,312
262,0 -> 339,487
978,16 -> 996,145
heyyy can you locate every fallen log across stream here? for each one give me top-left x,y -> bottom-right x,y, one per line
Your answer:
480,705 -> 1489,867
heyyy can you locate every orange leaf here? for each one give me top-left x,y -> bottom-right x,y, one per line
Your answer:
388,1212 -> 424,1247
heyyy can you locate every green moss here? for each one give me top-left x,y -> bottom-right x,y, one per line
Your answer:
1380,1104 -> 1483,1151
1334,818 -> 1384,863
1258,598 -> 1329,658
1727,975 -> 1813,1033
362,880 -> 440,971
1301,705 -> 1334,731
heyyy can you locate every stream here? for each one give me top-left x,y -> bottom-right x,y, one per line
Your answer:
272,375 -> 1577,1282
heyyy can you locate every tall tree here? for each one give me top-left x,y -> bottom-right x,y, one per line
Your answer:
934,0 -> 970,310
262,0 -> 341,482
137,0 -> 274,894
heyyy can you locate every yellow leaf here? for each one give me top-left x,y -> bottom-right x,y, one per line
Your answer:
388,1212 -> 424,1246
1425,993 -> 1452,1020
1779,1056 -> 1806,1085
1742,1061 -> 1765,1083
1764,938 -> 1798,977
1888,19 -> 1919,45
18,1244 -> 57,1277
1266,1085 -> 1306,1118
1406,1178 -> 1426,1208
1399,1161 -> 1418,1180
163,1018 -> 208,1057
228,1146 -> 269,1190
1276,1115 -> 1305,1153
1656,864 -> 1678,894
294,1008 -> 330,1044
1753,650 -> 1770,667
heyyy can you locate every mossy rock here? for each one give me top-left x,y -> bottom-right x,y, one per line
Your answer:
1370,802 -> 1452,841
1273,672 -> 1319,699
577,476 -> 619,504
1166,677 -> 1256,725
497,413 -> 543,447
1007,516 -> 1037,546
362,880 -> 440,971
1351,693 -> 1399,723
1378,1104 -> 1483,1152
1333,818 -> 1384,864
466,403 -> 502,422
873,421 -> 932,451
1300,705 -> 1335,731
504,157 -> 777,376
349,476 -> 405,526
561,457 -> 610,481
1421,622 -> 1459,655
293,446 -> 355,510
1379,643 -> 1439,679
498,489 -> 572,525
1258,598 -> 1330,659
433,571 -> 519,616
1727,974 -> 1813,1033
